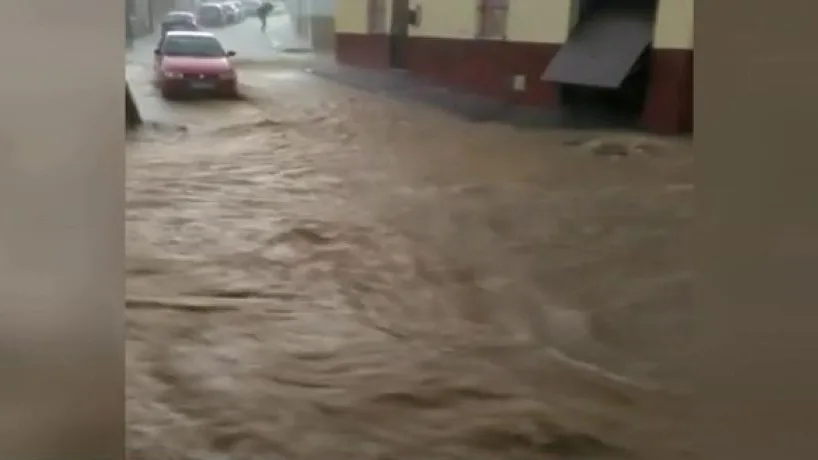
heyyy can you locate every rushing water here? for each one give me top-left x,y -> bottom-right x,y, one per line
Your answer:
126,66 -> 693,460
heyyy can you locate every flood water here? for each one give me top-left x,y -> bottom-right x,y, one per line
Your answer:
126,64 -> 693,460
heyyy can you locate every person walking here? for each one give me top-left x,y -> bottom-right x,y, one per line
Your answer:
257,1 -> 273,32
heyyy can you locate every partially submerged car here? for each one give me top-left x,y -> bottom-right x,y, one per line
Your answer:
153,31 -> 238,99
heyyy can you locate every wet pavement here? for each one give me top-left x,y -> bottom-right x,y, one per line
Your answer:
126,19 -> 693,460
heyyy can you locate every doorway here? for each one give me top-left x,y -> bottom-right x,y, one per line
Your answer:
389,0 -> 411,69
545,0 -> 658,125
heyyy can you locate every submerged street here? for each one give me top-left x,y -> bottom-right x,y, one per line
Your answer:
126,17 -> 692,460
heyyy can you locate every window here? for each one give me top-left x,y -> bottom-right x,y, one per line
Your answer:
367,0 -> 388,34
477,0 -> 509,39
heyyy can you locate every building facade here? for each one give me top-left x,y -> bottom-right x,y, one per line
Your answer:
334,0 -> 693,134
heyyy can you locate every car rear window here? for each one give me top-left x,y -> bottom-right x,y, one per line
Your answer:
161,36 -> 225,57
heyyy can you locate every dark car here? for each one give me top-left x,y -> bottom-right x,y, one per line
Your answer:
197,3 -> 226,26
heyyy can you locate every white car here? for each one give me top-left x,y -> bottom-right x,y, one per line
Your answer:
221,2 -> 243,22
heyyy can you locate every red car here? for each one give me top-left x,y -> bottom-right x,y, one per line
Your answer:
153,31 -> 238,99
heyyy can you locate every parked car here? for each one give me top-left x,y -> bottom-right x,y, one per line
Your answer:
196,3 -> 226,26
240,0 -> 262,17
162,11 -> 197,27
160,11 -> 198,38
153,30 -> 238,99
226,2 -> 245,22
218,2 -> 238,23
157,19 -> 199,50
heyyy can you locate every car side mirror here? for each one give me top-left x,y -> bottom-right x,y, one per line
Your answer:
226,50 -> 236,57
153,48 -> 161,55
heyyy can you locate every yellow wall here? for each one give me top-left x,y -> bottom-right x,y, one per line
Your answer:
506,0 -> 572,43
653,0 -> 694,49
407,0 -> 572,42
334,0 -> 691,49
408,0 -> 475,39
333,0 -> 573,43
335,0 -> 368,33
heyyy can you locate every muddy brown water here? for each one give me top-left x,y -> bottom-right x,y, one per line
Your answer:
126,70 -> 692,460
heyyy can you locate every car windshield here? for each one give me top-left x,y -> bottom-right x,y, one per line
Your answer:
162,36 -> 225,57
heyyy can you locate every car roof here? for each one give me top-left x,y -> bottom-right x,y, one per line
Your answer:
164,30 -> 218,39
166,10 -> 195,15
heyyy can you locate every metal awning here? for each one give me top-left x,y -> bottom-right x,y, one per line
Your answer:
543,9 -> 655,88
